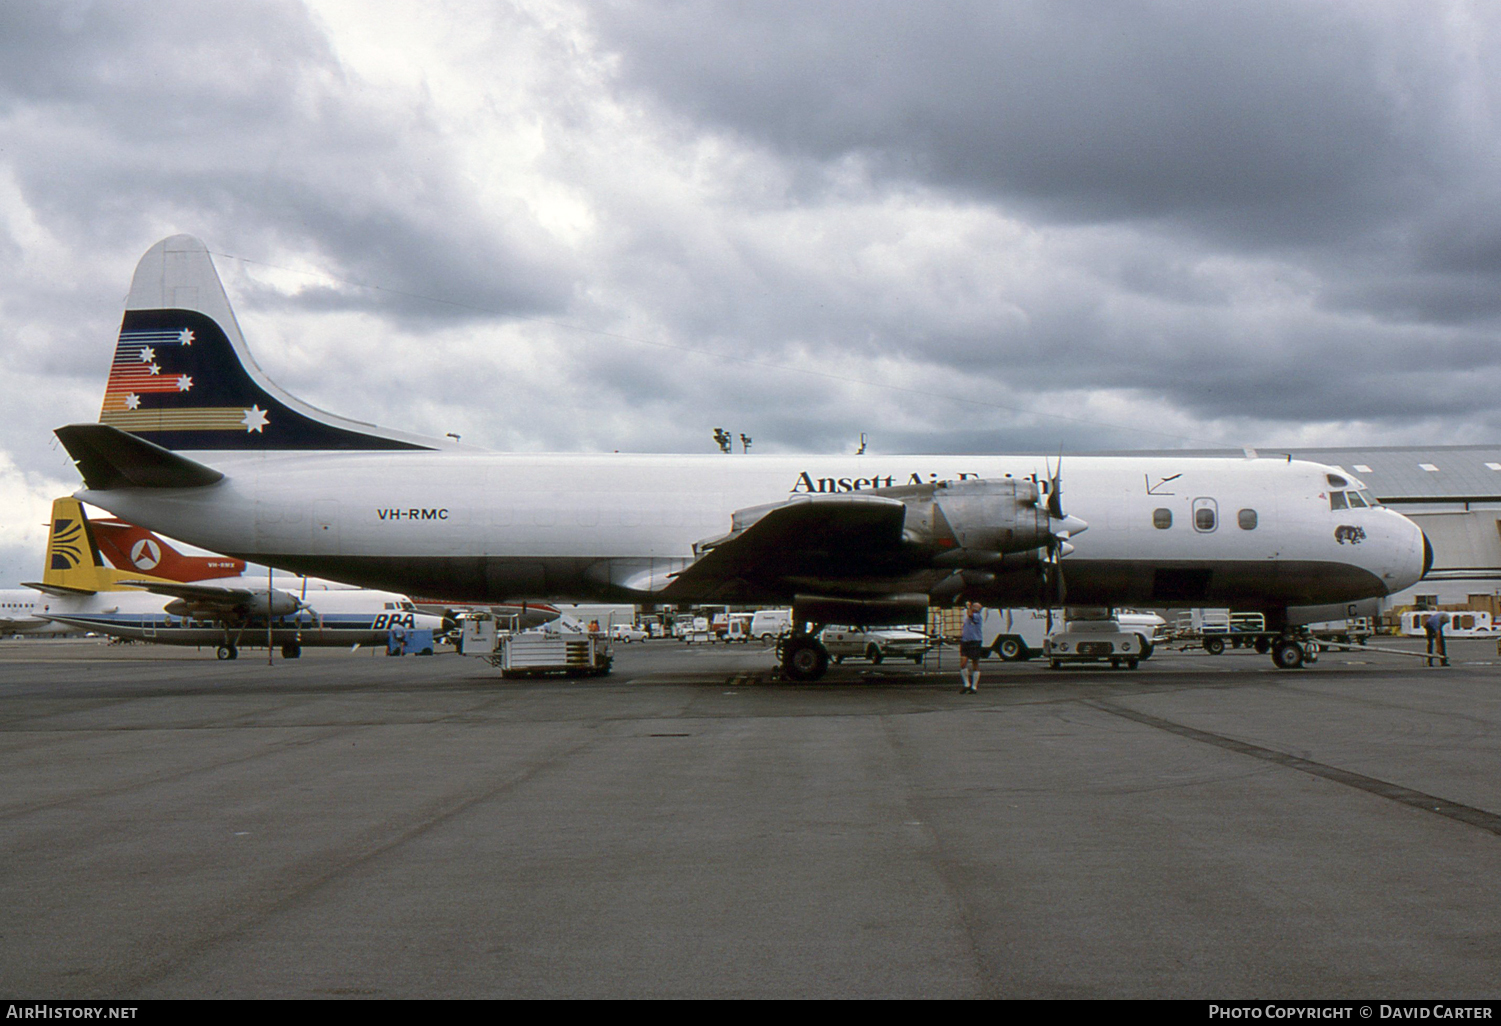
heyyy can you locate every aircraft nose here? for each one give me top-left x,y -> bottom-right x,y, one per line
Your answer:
1385,516 -> 1430,595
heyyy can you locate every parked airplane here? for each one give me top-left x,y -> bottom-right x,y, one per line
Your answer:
7,497 -> 445,658
54,236 -> 1431,677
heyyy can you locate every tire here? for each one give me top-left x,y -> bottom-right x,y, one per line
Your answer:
1204,637 -> 1225,656
1126,658 -> 1139,670
866,645 -> 884,665
1136,636 -> 1154,660
216,644 -> 237,660
280,644 -> 301,659
783,637 -> 830,681
995,637 -> 1024,661
1253,636 -> 1271,654
1271,640 -> 1305,670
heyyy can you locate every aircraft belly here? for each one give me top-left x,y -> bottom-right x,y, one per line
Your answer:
1053,559 -> 1388,607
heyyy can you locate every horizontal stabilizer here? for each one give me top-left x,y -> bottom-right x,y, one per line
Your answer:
55,424 -> 225,490
20,581 -> 102,597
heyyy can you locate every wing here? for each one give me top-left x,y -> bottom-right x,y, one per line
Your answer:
117,579 -> 260,611
660,494 -> 909,599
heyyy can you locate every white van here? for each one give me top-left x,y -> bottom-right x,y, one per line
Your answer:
749,608 -> 792,641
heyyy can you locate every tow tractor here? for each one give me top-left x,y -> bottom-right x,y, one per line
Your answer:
1043,610 -> 1146,669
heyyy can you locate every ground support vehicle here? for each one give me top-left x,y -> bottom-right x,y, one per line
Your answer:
750,608 -> 792,642
973,608 -> 1165,662
1044,619 -> 1145,669
386,627 -> 435,656
462,613 -> 612,677
487,633 -> 612,678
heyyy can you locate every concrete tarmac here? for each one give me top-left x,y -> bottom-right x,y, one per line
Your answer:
2,636 -> 1499,999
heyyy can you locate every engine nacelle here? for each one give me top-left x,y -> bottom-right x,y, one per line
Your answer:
162,588 -> 300,621
893,478 -> 1054,555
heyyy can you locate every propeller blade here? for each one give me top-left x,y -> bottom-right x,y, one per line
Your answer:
1048,456 -> 1064,520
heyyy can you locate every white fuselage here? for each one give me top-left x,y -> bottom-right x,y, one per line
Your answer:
77,451 -> 1430,612
15,582 -> 443,647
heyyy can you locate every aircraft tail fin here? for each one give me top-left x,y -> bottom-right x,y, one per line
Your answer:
94,235 -> 445,452
33,498 -> 179,593
92,518 -> 247,583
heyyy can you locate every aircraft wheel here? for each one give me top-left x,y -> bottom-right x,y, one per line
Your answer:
1204,637 -> 1225,656
995,637 -> 1024,661
281,644 -> 301,659
1271,640 -> 1304,670
216,644 -> 237,661
782,637 -> 830,682
866,645 -> 884,665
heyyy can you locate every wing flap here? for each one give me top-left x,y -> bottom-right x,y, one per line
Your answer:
663,494 -> 907,596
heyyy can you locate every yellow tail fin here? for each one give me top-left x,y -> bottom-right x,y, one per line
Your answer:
42,498 -> 175,592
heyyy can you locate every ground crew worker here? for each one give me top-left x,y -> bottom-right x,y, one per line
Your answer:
959,601 -> 984,693
1424,610 -> 1449,667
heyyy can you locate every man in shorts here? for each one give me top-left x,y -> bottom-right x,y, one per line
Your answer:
959,601 -> 985,693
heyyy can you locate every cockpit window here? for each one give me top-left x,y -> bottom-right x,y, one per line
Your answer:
1346,491 -> 1368,508
1359,489 -> 1379,507
400,601 -> 417,611
1327,473 -> 1348,487
1330,491 -> 1348,511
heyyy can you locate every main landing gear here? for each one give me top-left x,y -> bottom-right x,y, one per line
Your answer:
777,631 -> 830,682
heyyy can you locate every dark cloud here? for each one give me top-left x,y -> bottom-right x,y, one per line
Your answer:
594,1 -> 1463,235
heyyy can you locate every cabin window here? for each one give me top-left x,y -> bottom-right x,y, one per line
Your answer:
1330,491 -> 1348,511
1192,498 -> 1218,533
1237,509 -> 1258,530
1153,508 -> 1173,529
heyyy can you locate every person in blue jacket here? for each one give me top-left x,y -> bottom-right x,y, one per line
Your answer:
959,601 -> 985,693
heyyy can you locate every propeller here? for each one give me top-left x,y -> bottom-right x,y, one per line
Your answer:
1039,458 -> 1086,631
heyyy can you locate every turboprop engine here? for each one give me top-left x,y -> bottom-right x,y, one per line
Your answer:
163,588 -> 301,620
884,477 -> 1087,566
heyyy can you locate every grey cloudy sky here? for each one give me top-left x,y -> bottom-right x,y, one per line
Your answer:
1,0 -> 1499,583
